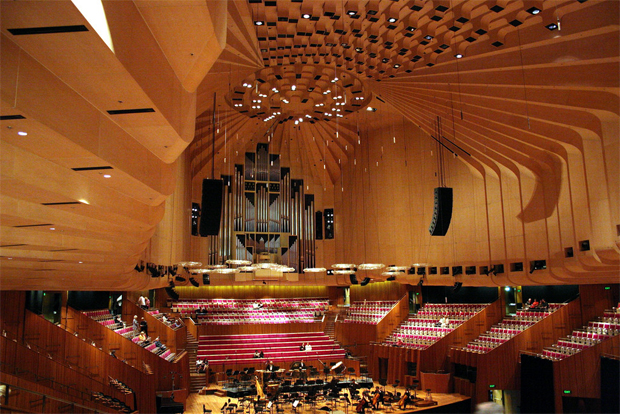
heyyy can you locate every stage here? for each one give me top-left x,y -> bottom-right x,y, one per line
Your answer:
184,380 -> 471,414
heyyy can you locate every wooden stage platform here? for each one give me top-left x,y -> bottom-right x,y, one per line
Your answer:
184,381 -> 471,414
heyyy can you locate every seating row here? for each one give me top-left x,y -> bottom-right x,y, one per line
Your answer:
198,332 -> 346,366
383,303 -> 489,349
463,304 -> 563,354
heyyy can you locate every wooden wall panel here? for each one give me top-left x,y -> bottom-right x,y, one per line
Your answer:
552,334 -> 620,412
579,284 -> 618,325
350,281 -> 408,303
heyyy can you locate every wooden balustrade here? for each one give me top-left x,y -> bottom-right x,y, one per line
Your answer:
123,299 -> 186,353
367,300 -> 502,386
336,294 -> 410,358
196,320 -> 326,337
452,298 -> 583,408
63,306 -> 189,408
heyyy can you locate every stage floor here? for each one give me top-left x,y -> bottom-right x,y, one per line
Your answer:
184,381 -> 470,414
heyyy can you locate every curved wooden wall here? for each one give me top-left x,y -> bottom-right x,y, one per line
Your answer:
173,285 -> 330,300
197,321 -> 326,338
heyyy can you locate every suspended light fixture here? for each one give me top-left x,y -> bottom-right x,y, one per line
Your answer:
176,261 -> 203,268
358,263 -> 386,271
332,263 -> 356,269
303,267 -> 327,273
226,259 -> 253,266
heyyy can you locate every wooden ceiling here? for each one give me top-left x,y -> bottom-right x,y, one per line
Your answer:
0,0 -> 618,290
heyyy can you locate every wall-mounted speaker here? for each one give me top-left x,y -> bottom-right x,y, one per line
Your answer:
429,187 -> 453,236
316,211 -> 323,240
349,274 -> 359,284
199,179 -> 223,236
360,277 -> 371,286
203,274 -> 210,285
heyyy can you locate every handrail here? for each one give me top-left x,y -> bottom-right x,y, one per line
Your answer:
0,381 -> 100,414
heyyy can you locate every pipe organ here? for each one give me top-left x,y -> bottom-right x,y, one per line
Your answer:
217,143 -> 316,273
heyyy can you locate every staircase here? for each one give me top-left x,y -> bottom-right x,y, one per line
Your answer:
324,310 -> 338,340
186,332 -> 205,393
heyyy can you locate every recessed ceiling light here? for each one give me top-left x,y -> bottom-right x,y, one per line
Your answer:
455,54 -> 463,59
366,107 -> 377,112
394,64 -> 400,68
79,261 -> 83,264
103,174 -> 111,178
347,11 -> 356,16
78,199 -> 89,204
17,131 -> 27,136
50,227 -> 56,230
254,21 -> 264,26
355,47 -> 363,52
545,23 -> 558,30
527,7 -> 541,15
425,35 -> 433,40
387,17 -> 397,23
291,85 -> 296,91
8,258 -> 12,260
302,14 -> 311,19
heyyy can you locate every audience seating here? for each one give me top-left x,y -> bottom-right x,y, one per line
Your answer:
172,297 -> 328,325
539,311 -> 620,360
462,304 -> 564,353
383,303 -> 487,349
198,332 -> 346,366
83,310 -> 176,362
341,300 -> 398,324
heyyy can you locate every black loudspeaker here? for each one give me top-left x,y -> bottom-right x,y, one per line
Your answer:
360,277 -> 371,286
429,187 -> 453,236
189,277 -> 199,287
164,286 -> 179,301
349,274 -> 359,284
199,179 -> 223,236
203,274 -> 210,285
316,211 -> 323,240
453,282 -> 463,293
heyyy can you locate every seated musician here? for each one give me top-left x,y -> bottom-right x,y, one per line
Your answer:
371,386 -> 384,409
356,391 -> 370,412
299,359 -> 307,370
398,388 -> 411,409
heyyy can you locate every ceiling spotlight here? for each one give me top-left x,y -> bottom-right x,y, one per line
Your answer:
302,13 -> 311,19
545,23 -> 558,30
50,227 -> 56,231
527,7 -> 541,15
455,53 -> 463,59
17,131 -> 27,136
355,47 -> 363,52
291,85 -> 296,91
103,174 -> 111,178
254,21 -> 264,26
425,35 -> 433,40
393,64 -> 400,68
387,17 -> 397,23
366,107 -> 377,112
347,10 -> 356,16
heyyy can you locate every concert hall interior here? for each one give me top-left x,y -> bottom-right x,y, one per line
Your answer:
1,0 -> 619,413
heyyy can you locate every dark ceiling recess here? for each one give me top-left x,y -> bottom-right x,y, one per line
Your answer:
13,224 -> 54,228
106,108 -> 155,115
8,25 -> 88,35
0,115 -> 26,120
41,202 -> 82,206
71,166 -> 113,171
